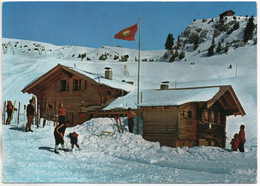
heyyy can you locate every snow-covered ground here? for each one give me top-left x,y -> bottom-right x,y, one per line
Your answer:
1,15 -> 257,183
2,118 -> 257,183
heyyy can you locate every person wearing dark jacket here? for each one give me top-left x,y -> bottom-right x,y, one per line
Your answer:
25,99 -> 35,132
54,122 -> 71,153
127,108 -> 136,133
6,101 -> 14,124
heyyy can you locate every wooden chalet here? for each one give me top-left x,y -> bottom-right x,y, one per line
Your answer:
22,64 -> 134,125
138,85 -> 245,148
220,10 -> 235,17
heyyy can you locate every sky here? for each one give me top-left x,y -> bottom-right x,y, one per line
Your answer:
2,1 -> 257,50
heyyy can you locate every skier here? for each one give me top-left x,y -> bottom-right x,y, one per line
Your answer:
69,132 -> 80,150
54,122 -> 71,153
127,108 -> 136,133
58,104 -> 66,125
238,125 -> 246,152
25,99 -> 35,132
230,133 -> 239,151
6,101 -> 14,124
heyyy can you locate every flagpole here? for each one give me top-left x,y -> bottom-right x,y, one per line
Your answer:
137,18 -> 141,105
137,17 -> 141,134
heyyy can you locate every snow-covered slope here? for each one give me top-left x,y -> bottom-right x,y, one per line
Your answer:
1,15 -> 257,183
2,118 -> 257,183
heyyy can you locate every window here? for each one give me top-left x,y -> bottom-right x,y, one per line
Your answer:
183,110 -> 192,119
202,110 -> 208,122
60,80 -> 69,91
210,111 -> 214,123
73,79 -> 82,91
188,111 -> 192,118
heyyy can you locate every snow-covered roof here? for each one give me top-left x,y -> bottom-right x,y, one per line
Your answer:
104,87 -> 220,110
138,87 -> 220,107
105,85 -> 245,116
22,64 -> 134,93
67,66 -> 134,92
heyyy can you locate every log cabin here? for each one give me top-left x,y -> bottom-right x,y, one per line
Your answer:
22,64 -> 134,125
138,85 -> 245,148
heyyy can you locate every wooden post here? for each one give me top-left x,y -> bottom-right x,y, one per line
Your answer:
17,102 -> 20,124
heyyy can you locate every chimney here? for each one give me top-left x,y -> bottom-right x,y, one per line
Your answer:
160,81 -> 169,90
104,67 -> 112,80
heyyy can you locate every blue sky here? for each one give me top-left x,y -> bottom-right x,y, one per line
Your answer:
2,1 -> 257,50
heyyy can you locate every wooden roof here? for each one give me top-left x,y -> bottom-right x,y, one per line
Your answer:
205,85 -> 245,116
22,64 -> 134,94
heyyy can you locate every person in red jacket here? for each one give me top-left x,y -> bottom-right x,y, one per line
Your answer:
230,133 -> 239,151
238,125 -> 246,152
58,104 -> 66,125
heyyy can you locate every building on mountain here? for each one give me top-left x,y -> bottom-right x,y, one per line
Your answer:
219,10 -> 235,18
138,85 -> 245,148
22,64 -> 134,125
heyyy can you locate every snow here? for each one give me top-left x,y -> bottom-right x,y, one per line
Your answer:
104,87 -> 221,108
1,15 -> 257,183
70,66 -> 135,92
138,87 -> 220,107
2,118 -> 257,183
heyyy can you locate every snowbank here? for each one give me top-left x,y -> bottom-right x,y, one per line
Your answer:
2,118 -> 257,183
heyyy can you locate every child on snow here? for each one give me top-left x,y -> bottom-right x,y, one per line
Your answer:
69,132 -> 80,150
230,133 -> 239,151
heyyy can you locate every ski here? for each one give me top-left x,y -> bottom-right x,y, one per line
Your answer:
118,116 -> 124,133
17,102 -> 20,124
2,100 -> 6,124
53,99 -> 58,127
114,116 -> 121,133
32,96 -> 37,126
9,100 -> 16,125
36,98 -> 40,128
43,97 -> 47,128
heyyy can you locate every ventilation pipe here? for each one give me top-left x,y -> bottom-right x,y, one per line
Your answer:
160,81 -> 169,90
104,67 -> 112,80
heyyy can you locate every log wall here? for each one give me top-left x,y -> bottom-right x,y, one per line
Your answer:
37,73 -> 122,125
142,106 -> 179,147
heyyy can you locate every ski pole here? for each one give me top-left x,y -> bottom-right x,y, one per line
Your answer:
62,135 -> 70,150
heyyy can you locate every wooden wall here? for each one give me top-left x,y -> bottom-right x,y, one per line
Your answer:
142,106 -> 179,148
36,72 -> 122,125
197,101 -> 227,147
142,101 -> 227,148
177,103 -> 198,147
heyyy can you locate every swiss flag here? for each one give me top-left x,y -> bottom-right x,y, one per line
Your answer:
114,23 -> 138,41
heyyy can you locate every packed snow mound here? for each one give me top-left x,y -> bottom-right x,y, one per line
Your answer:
66,118 -> 256,183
